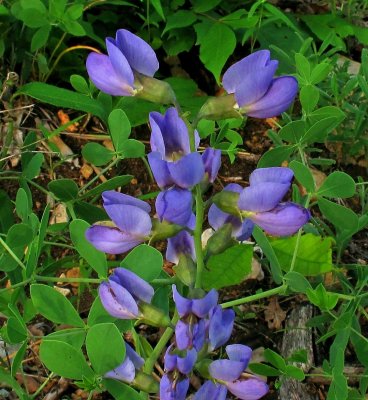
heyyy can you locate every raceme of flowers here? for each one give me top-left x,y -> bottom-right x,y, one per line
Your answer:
84,29 -> 309,400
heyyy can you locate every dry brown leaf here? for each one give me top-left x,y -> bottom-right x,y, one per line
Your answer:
49,203 -> 68,224
57,110 -> 79,132
264,297 -> 286,330
80,163 -> 93,179
265,117 -> 278,129
246,258 -> 264,281
53,286 -> 71,297
102,139 -> 114,151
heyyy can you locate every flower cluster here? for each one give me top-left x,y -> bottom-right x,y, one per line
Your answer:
160,286 -> 268,400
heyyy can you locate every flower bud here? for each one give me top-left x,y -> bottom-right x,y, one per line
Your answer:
173,254 -> 197,287
135,75 -> 176,105
204,223 -> 236,260
150,219 -> 184,242
134,371 -> 159,393
212,191 -> 241,216
138,302 -> 172,327
197,95 -> 242,121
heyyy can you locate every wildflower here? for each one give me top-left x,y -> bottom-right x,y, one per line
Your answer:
160,374 -> 189,400
194,345 -> 269,400
202,148 -> 222,183
209,183 -> 254,241
147,107 -> 204,189
208,305 -> 235,351
99,267 -> 154,319
166,231 -> 196,265
104,342 -> 144,383
86,29 -> 158,96
164,345 -> 197,375
238,168 -> 310,236
85,191 -> 151,254
222,50 -> 298,118
156,188 -> 194,226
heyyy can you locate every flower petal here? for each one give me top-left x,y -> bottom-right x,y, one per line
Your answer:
103,204 -> 152,237
125,343 -> 144,370
202,148 -> 222,183
103,191 -> 151,213
245,76 -> 298,118
223,50 -> 278,106
176,347 -> 197,374
175,320 -> 191,350
226,378 -> 269,400
237,219 -> 255,241
104,356 -> 136,383
208,306 -> 235,351
111,268 -> 154,304
193,381 -> 228,400
172,285 -> 192,317
209,359 -> 245,382
116,29 -> 159,76
249,167 -> 293,186
85,225 -> 142,254
167,152 -> 205,188
238,183 -> 290,212
160,374 -> 189,400
226,344 -> 253,366
150,108 -> 191,159
251,202 -> 311,236
156,188 -> 193,226
99,280 -> 139,319
86,53 -> 133,96
166,231 -> 195,264
106,38 -> 135,92
192,289 -> 219,318
148,152 -> 174,189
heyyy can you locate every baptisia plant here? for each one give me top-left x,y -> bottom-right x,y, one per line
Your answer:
81,28 -> 313,400
198,50 -> 298,121
86,29 -> 175,104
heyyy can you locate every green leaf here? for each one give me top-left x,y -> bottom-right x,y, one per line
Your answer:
82,142 -> 114,166
272,234 -> 334,276
45,328 -> 86,349
289,160 -> 315,192
31,284 -> 85,327
284,271 -> 312,293
122,139 -> 145,158
48,179 -> 78,201
69,219 -> 107,277
248,363 -> 281,377
22,153 -> 44,180
121,244 -> 163,282
317,171 -> 355,198
306,283 -> 338,311
285,365 -> 305,380
108,109 -> 131,153
317,198 -> 359,234
6,317 -> 28,343
252,226 -> 283,284
65,4 -> 83,19
295,53 -> 311,83
302,117 -> 341,144
150,0 -> 165,20
31,24 -> 51,52
300,85 -> 319,114
278,121 -> 306,144
310,62 -> 331,84
0,367 -> 30,400
202,244 -> 252,290
86,323 -> 126,374
16,83 -> 107,121
62,19 -> 85,36
264,349 -> 286,371
103,379 -> 142,400
11,341 -> 27,377
0,190 -> 14,234
192,0 -> 222,12
40,340 -> 94,380
199,23 -> 236,83
70,74 -> 90,94
163,10 -> 197,35
257,145 -> 294,168
307,106 -> 345,132
79,176 -> 133,200
18,8 -> 48,28
16,188 -> 30,221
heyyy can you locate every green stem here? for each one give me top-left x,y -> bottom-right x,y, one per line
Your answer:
221,284 -> 287,309
194,185 -> 205,289
0,278 -> 32,293
141,156 -> 155,183
144,311 -> 179,374
0,105 -> 14,169
35,275 -> 103,284
31,373 -> 55,399
0,237 -> 26,270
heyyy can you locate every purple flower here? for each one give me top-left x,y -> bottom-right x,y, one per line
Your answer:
147,108 -> 205,188
86,29 -> 158,96
160,374 -> 189,400
172,285 -> 218,318
164,344 -> 197,374
104,342 -> 144,383
99,267 -> 154,319
202,148 -> 222,183
209,183 -> 254,241
208,306 -> 235,351
222,50 -> 298,118
175,318 -> 206,351
238,168 -> 310,236
85,191 -> 151,254
196,344 -> 269,400
156,188 -> 194,226
166,231 -> 196,265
